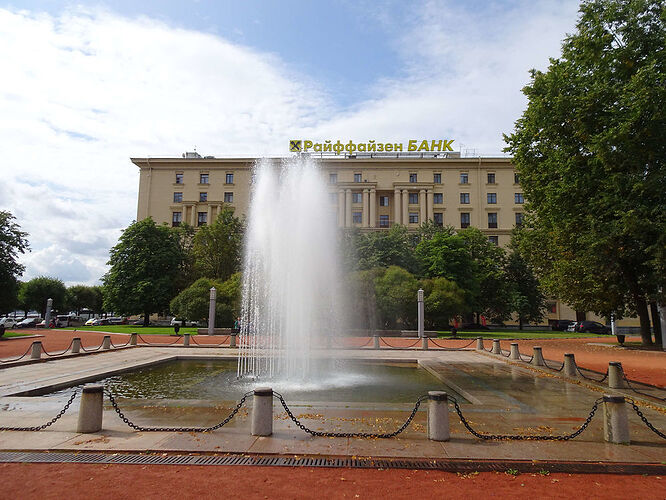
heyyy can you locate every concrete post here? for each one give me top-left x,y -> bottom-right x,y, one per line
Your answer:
77,385 -> 103,433
422,337 -> 429,350
251,387 -> 273,436
563,353 -> 578,377
230,334 -> 237,348
608,361 -> 628,389
44,298 -> 53,329
71,338 -> 81,354
427,391 -> 450,441
510,343 -> 520,360
183,333 -> 190,347
603,395 -> 630,444
531,346 -> 545,366
30,341 -> 42,360
102,336 -> 111,350
491,339 -> 502,355
476,337 -> 484,351
130,333 -> 138,346
208,287 -> 217,335
417,289 -> 424,338
373,335 -> 380,350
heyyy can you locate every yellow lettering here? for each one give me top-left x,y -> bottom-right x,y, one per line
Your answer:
304,140 -> 313,151
314,143 -> 322,152
408,140 -> 418,152
324,141 -> 332,152
418,140 -> 429,152
368,140 -> 376,152
394,143 -> 403,151
384,143 -> 393,152
430,140 -> 441,151
442,139 -> 454,151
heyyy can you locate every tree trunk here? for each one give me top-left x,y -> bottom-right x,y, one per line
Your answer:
519,318 -> 523,330
143,311 -> 150,327
635,296 -> 652,346
650,301 -> 662,346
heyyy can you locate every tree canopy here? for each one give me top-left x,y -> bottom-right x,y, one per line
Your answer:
18,277 -> 66,317
0,211 -> 30,314
192,208 -> 245,281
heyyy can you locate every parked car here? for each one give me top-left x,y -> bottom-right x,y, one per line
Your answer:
16,317 -> 41,328
108,317 -> 125,325
91,318 -> 110,326
551,320 -> 575,331
84,318 -> 96,326
0,318 -> 18,329
576,320 -> 611,335
566,321 -> 579,332
170,317 -> 199,327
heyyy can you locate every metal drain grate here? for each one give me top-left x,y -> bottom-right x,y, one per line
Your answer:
0,451 -> 663,475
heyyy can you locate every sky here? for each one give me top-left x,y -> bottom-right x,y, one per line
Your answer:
0,0 -> 582,286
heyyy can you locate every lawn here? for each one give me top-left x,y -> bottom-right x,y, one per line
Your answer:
56,325 -> 201,335
437,329 -> 604,339
1,331 -> 33,338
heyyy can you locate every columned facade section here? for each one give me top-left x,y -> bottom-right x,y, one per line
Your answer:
369,188 -> 376,228
394,188 -> 401,225
345,189 -> 352,227
419,189 -> 426,225
362,188 -> 369,227
401,189 -> 409,225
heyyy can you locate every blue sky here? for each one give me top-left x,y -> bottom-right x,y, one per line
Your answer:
0,0 -> 582,284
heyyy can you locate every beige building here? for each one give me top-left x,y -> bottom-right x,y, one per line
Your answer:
132,151 -> 642,330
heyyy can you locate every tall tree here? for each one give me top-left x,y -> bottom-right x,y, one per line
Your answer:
374,266 -> 420,329
103,218 -> 182,326
18,276 -> 66,316
422,277 -> 468,329
504,0 -> 666,344
169,273 -> 242,327
0,211 -> 30,314
504,249 -> 547,330
192,208 -> 245,281
66,285 -> 101,315
354,225 -> 420,274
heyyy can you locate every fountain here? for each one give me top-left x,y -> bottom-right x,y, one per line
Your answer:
237,157 -> 344,382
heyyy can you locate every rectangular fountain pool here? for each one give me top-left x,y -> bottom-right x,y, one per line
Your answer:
44,359 -> 466,405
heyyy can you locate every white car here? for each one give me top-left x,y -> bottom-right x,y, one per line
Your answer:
170,317 -> 198,327
0,318 -> 18,328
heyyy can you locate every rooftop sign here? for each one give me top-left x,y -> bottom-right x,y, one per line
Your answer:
289,139 -> 455,155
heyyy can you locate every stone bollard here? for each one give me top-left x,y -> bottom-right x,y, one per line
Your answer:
427,391 -> 450,441
491,339 -> 502,355
251,387 -> 273,436
30,341 -> 42,360
230,334 -> 237,348
563,353 -> 578,377
102,336 -> 111,350
183,333 -> 190,347
603,395 -> 630,444
510,343 -> 520,360
77,385 -> 103,433
531,346 -> 545,366
130,333 -> 138,346
71,338 -> 81,354
476,337 -> 484,351
422,337 -> 429,350
373,335 -> 380,350
608,361 -> 628,389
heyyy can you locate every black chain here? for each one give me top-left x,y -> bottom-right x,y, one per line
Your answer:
107,390 -> 252,432
428,338 -> 476,350
627,399 -> 666,439
450,396 -> 602,441
0,344 -> 34,363
274,391 -> 428,438
622,375 -> 666,402
42,339 -> 75,357
380,337 -> 421,349
110,338 -> 132,348
519,353 -> 534,363
80,342 -> 104,353
0,391 -> 78,431
137,334 -> 183,346
542,358 -> 565,372
190,335 -> 230,347
576,367 -> 609,383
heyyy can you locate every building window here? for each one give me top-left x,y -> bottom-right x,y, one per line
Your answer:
199,192 -> 207,202
352,192 -> 363,203
488,212 -> 498,228
433,173 -> 441,184
515,212 -> 524,226
434,213 -> 443,226
515,193 -> 524,204
434,193 -> 443,204
172,212 -> 182,227
224,192 -> 233,203
514,172 -> 520,184
354,173 -> 362,183
409,213 -> 419,224
175,173 -> 183,184
329,173 -> 337,184
173,192 -> 183,203
487,173 -> 496,184
197,212 -> 207,226
408,193 -> 418,204
409,173 -> 417,183
460,193 -> 470,204
352,212 -> 362,224
548,302 -> 557,314
460,172 -> 469,184
200,173 -> 209,184
379,196 -> 389,207
379,215 -> 389,228
460,212 -> 470,228
488,236 -> 499,246
487,193 -> 497,204
226,173 -> 234,184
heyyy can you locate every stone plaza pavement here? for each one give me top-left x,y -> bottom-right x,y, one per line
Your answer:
0,345 -> 664,465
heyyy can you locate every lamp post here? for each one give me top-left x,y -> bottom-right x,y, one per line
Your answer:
208,287 -> 216,335
417,289 -> 424,338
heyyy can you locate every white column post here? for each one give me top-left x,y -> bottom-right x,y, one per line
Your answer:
510,343 -> 520,360
563,353 -> 578,377
369,188 -> 376,228
603,395 -> 630,444
531,346 -> 545,366
427,391 -> 450,441
419,189 -> 426,225
30,341 -> 42,360
44,298 -> 53,329
402,189 -> 409,225
183,333 -> 191,347
394,188 -> 401,225
417,289 -> 424,338
491,339 -> 502,354
345,189 -> 352,227
427,189 -> 434,221
77,385 -> 103,433
476,337 -> 484,351
251,387 -> 273,436
71,338 -> 81,354
102,336 -> 111,350
362,188 -> 369,227
608,361 -> 627,388
208,287 -> 217,335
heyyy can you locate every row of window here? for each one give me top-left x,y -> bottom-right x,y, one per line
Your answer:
172,211 -> 210,227
347,212 -> 524,228
174,192 -> 234,203
175,173 -> 235,185
345,192 -> 524,205
330,172 -> 520,185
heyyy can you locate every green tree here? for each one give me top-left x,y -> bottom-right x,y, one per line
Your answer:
169,273 -> 241,327
354,225 -> 420,274
0,211 -> 30,314
374,266 -> 419,329
172,222 -> 197,290
346,268 -> 385,331
103,218 -> 182,326
422,277 -> 468,329
192,209 -> 245,280
504,0 -> 666,345
504,250 -> 547,329
18,276 -> 66,316
66,285 -> 101,315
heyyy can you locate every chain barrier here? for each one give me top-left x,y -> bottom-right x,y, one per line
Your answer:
498,349 -> 511,358
379,337 -> 421,349
543,358 -> 565,372
352,337 -> 374,348
80,341 -> 104,353
110,337 -> 132,348
576,366 -> 609,383
137,334 -> 183,346
627,399 -> 666,439
0,344 -> 34,363
622,375 -> 666,402
107,390 -> 252,432
450,396 -> 602,441
190,335 -> 230,347
0,390 -> 78,431
42,339 -> 76,357
519,353 -> 534,363
428,338 -> 476,350
274,391 -> 427,438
